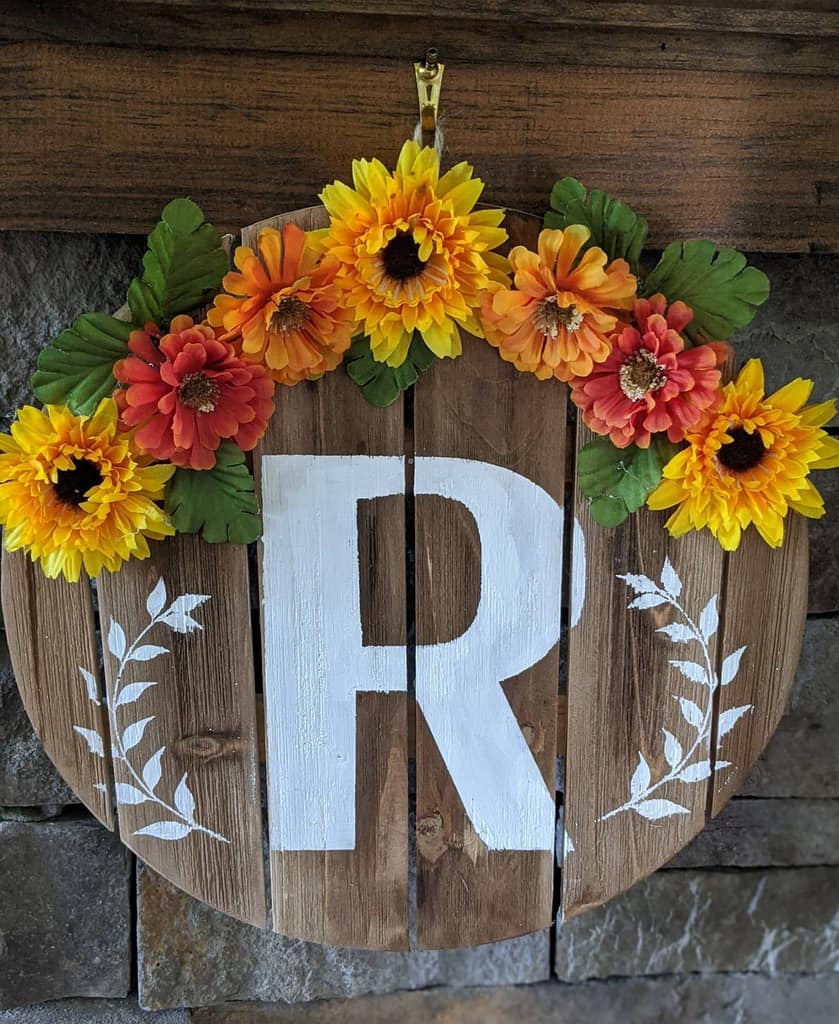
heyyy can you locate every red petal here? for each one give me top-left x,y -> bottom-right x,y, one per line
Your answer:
127,331 -> 163,364
172,405 -> 196,449
172,343 -> 208,377
135,414 -> 175,457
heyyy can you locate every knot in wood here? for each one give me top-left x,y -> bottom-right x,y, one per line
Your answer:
173,731 -> 241,763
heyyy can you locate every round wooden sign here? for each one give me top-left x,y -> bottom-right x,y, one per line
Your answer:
0,209 -> 808,951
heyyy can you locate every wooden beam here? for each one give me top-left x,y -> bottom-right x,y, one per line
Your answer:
0,17 -> 836,247
9,2 -> 837,39
3,3 -> 837,77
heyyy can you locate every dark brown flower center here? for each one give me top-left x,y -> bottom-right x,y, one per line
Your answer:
717,427 -> 767,472
533,296 -> 584,339
54,458 -> 103,506
619,350 -> 668,401
270,296 -> 310,333
177,372 -> 220,413
382,231 -> 426,281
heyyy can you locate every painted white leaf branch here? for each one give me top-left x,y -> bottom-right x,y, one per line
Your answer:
600,558 -> 752,823
75,578 -> 227,844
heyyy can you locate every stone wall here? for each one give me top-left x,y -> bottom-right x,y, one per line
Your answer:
0,233 -> 837,1021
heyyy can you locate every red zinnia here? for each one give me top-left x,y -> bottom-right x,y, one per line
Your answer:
114,315 -> 275,470
569,294 -> 729,449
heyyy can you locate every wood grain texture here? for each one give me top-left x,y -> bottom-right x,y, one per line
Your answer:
5,2 -> 837,77
711,513 -> 809,815
96,537 -> 266,927
413,211 -> 564,948
0,545 -> 113,828
0,32 -> 836,249
250,206 -> 409,950
562,426 -> 726,921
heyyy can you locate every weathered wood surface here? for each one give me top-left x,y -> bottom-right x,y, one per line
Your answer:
412,211 -> 564,947
0,1 -> 836,248
96,537 -> 266,927
711,513 -> 809,814
562,425 -> 727,920
251,206 -> 410,950
0,545 -> 113,829
5,1 -> 837,76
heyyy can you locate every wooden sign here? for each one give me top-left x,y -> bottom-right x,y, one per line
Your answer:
0,208 -> 808,949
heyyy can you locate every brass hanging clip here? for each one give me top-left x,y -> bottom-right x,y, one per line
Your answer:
414,48 -> 444,134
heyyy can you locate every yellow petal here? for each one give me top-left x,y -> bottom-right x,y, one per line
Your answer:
799,399 -> 837,429
436,160 -> 473,197
647,479 -> 686,510
395,139 -> 422,177
811,433 -> 839,469
422,320 -> 459,359
768,377 -> 813,412
736,358 -> 765,396
383,331 -> 413,368
443,178 -> 484,217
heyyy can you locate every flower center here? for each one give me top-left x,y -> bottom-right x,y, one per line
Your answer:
618,350 -> 668,402
177,372 -> 220,413
717,426 -> 767,473
53,458 -> 103,507
533,296 -> 584,339
270,296 -> 310,333
382,231 -> 427,281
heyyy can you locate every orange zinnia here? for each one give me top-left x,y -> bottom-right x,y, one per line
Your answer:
114,316 -> 275,471
479,226 -> 637,382
207,223 -> 354,385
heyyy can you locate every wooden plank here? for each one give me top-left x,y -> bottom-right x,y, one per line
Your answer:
0,44 -> 836,250
96,536 -> 266,927
0,546 -> 113,828
711,513 -> 809,814
18,1 -> 837,37
562,426 -> 726,920
4,2 -> 837,77
251,206 -> 409,950
412,211 -> 564,948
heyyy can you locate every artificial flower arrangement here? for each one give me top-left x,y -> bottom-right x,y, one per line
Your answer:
2,140 -> 837,582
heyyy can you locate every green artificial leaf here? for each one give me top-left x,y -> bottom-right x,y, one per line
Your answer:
544,177 -> 649,271
164,442 -> 261,544
345,332 -> 439,407
644,240 -> 770,343
577,436 -> 679,528
31,313 -> 133,415
589,496 -> 630,528
127,198 -> 228,326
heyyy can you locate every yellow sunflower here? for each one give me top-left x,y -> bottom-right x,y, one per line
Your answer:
0,400 -> 175,582
648,358 -> 839,550
318,139 -> 509,367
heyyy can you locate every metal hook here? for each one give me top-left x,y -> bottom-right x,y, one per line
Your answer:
414,48 -> 444,135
